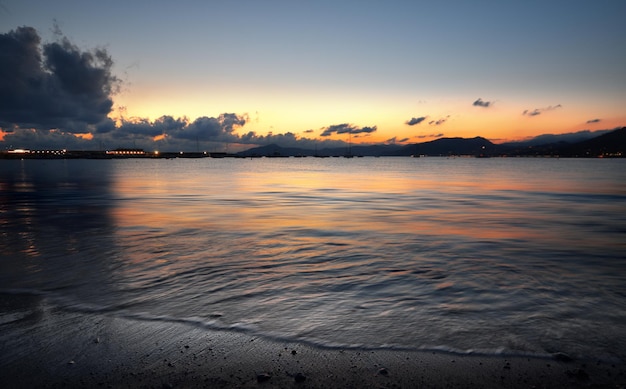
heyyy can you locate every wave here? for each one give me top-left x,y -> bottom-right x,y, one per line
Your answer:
0,288 -> 577,362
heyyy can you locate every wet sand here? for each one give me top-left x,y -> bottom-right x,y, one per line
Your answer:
1,294 -> 624,388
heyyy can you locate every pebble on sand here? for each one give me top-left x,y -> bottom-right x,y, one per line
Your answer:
294,372 -> 306,382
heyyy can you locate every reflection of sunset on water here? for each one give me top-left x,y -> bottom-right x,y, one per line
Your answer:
110,157 -> 625,260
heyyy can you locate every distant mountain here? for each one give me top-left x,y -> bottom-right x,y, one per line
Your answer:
394,136 -> 498,156
236,143 -> 311,157
236,128 -> 625,158
237,143 -> 403,157
561,127 -> 626,157
500,127 -> 625,157
502,129 -> 612,147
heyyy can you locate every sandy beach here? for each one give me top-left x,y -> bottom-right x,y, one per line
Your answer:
0,293 -> 623,388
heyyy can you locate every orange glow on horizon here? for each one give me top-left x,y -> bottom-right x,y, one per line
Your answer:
105,94 -> 626,148
75,133 -> 93,140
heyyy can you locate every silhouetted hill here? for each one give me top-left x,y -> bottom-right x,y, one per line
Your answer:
395,136 -> 498,156
237,143 -> 402,157
561,126 -> 626,157
502,130 -> 612,147
237,144 -> 312,157
501,127 -> 625,157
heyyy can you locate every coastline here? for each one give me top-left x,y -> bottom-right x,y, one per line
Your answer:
1,294 -> 624,388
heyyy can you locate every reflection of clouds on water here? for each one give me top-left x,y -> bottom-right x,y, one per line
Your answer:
0,160 -> 118,301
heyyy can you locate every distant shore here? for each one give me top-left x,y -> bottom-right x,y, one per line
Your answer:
1,149 -> 623,159
2,127 -> 624,159
1,294 -> 623,388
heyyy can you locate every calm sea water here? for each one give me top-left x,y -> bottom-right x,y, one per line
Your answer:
1,157 -> 625,361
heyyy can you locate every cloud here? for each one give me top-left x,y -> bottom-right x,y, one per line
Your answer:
428,116 -> 449,126
173,113 -> 247,141
319,123 -> 377,137
0,26 -> 119,133
386,136 -> 409,144
472,98 -> 492,108
405,116 -> 427,126
586,118 -> 601,124
416,133 -> 444,139
117,115 -> 187,138
522,104 -> 562,117
105,113 -> 248,147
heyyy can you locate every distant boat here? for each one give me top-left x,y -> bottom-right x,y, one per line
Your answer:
344,131 -> 354,158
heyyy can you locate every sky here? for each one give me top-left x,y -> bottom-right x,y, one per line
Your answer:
1,0 -> 625,151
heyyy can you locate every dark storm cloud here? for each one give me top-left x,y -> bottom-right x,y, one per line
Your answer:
0,127 -> 95,150
522,104 -> 562,117
172,113 -> 247,141
242,131 -> 299,146
473,98 -> 492,108
95,118 -> 117,134
0,26 -> 119,133
117,115 -> 187,137
405,116 -> 427,126
586,118 -> 601,124
319,123 -> 377,137
109,113 -> 248,144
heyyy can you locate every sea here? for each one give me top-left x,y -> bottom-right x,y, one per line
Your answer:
1,157 -> 625,362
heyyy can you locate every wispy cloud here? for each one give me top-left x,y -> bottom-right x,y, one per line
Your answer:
319,123 -> 377,137
416,133 -> 444,139
386,136 -> 409,144
586,118 -> 601,124
405,116 -> 427,126
429,116 -> 449,126
472,98 -> 493,108
522,104 -> 562,117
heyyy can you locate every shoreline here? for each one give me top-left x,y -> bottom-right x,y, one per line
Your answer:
1,296 -> 624,388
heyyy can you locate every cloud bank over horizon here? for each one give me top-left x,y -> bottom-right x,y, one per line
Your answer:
0,26 -> 365,151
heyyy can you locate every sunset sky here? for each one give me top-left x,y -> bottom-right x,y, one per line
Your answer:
1,0 -> 625,151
